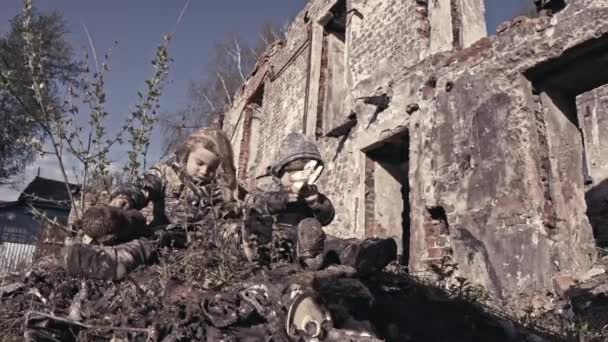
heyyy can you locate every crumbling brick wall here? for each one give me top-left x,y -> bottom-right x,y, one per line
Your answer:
224,0 -> 486,243
225,0 -> 451,201
578,85 -> 608,245
255,50 -> 309,173
380,0 -> 602,300
222,0 -> 608,304
349,0 -> 431,86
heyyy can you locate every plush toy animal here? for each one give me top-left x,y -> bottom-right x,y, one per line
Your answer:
79,204 -> 148,245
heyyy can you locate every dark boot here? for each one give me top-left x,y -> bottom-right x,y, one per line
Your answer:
297,218 -> 326,270
339,238 -> 397,276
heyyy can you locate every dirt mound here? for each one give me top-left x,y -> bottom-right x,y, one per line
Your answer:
0,219 -> 591,341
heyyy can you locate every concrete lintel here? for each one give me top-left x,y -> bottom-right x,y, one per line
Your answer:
357,121 -> 411,152
315,0 -> 341,24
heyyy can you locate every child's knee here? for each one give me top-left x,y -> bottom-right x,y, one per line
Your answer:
297,217 -> 323,231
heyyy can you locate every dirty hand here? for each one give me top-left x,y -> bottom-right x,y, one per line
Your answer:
109,195 -> 131,210
287,192 -> 300,203
299,184 -> 319,205
202,186 -> 233,207
202,186 -> 223,203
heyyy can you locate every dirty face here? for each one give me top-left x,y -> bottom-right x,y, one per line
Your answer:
185,143 -> 221,184
279,159 -> 312,192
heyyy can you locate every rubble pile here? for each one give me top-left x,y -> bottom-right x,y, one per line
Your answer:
2,122 -> 608,341
0,218 -> 592,342
548,256 -> 608,340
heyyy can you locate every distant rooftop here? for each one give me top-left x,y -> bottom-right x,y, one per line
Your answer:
15,176 -> 79,210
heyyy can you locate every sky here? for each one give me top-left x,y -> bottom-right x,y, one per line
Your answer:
0,0 -> 529,201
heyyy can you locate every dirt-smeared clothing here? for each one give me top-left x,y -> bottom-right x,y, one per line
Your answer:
243,182 -> 335,265
113,160 -> 238,226
63,128 -> 240,282
110,128 -> 239,227
242,132 -> 397,275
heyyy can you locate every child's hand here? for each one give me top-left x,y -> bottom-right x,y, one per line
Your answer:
287,192 -> 300,203
109,195 -> 131,210
211,187 -> 224,202
300,185 -> 319,205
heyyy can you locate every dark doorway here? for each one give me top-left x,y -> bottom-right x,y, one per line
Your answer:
364,131 -> 411,266
525,33 -> 608,248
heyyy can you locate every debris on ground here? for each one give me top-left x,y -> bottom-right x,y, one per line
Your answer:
1,219 -> 601,342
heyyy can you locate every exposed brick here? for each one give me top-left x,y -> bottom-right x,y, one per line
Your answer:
426,247 -> 451,260
552,274 -> 575,298
237,107 -> 254,183
364,156 -> 376,238
435,235 -> 450,248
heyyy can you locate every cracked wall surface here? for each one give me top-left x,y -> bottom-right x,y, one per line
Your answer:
223,0 -> 608,303
578,85 -> 608,246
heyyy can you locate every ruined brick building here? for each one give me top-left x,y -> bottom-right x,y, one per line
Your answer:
223,0 -> 608,304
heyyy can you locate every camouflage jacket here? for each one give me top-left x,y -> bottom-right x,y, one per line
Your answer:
242,181 -> 335,263
112,160 -> 239,227
243,182 -> 335,228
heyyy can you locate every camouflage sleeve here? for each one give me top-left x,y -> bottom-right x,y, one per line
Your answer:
243,191 -> 290,216
141,164 -> 165,201
110,164 -> 165,210
62,238 -> 157,281
308,193 -> 335,226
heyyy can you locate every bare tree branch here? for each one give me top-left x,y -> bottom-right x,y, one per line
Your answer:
171,0 -> 191,36
202,92 -> 216,111
158,20 -> 289,153
216,71 -> 232,107
81,23 -> 98,72
281,21 -> 290,40
27,202 -> 77,235
226,38 -> 246,82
